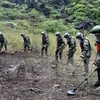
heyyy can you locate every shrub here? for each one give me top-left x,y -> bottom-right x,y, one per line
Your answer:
42,19 -> 66,33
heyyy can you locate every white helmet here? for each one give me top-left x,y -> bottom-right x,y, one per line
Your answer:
64,33 -> 70,38
21,33 -> 24,36
55,32 -> 60,36
41,31 -> 45,35
0,32 -> 3,35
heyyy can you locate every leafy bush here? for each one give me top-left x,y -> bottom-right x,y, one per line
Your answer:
28,9 -> 39,18
2,1 -> 16,8
42,19 -> 66,33
15,20 -> 30,29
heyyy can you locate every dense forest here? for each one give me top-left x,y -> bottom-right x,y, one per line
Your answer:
0,0 -> 100,33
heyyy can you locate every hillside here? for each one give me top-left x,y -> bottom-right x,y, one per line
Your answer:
0,1 -> 100,100
0,0 -> 100,33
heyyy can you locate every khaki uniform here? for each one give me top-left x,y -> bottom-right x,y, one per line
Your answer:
21,35 -> 30,51
66,36 -> 76,65
79,37 -> 92,74
41,34 -> 49,56
55,35 -> 65,61
0,34 -> 7,52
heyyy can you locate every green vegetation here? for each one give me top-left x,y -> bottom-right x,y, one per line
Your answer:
0,0 -> 99,56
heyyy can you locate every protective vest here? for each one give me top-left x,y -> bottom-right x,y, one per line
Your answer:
22,35 -> 30,44
42,35 -> 49,45
0,35 -> 5,42
96,43 -> 100,51
80,37 -> 92,52
57,36 -> 64,46
67,37 -> 76,48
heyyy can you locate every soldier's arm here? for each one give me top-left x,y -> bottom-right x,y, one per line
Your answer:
70,38 -> 75,50
82,39 -> 89,56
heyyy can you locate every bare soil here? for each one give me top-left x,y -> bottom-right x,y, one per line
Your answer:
0,51 -> 100,100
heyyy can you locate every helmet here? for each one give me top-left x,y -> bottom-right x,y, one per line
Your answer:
91,26 -> 100,43
41,31 -> 45,35
0,32 -> 3,35
76,32 -> 84,39
91,25 -> 100,34
64,33 -> 70,38
55,32 -> 60,36
21,33 -> 24,36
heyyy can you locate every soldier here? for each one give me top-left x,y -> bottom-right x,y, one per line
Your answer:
21,33 -> 30,52
0,32 -> 7,53
76,32 -> 92,76
55,32 -> 65,62
64,33 -> 76,66
91,25 -> 100,89
41,32 -> 50,56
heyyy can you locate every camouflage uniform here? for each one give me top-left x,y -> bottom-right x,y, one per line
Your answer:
0,33 -> 7,52
21,34 -> 30,51
94,51 -> 100,86
76,32 -> 92,75
64,33 -> 76,66
55,32 -> 65,62
91,25 -> 100,87
41,32 -> 49,56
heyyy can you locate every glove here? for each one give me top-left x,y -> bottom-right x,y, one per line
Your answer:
80,55 -> 84,59
43,45 -> 46,48
59,46 -> 62,49
66,50 -> 69,54
93,62 -> 98,66
94,43 -> 97,46
3,43 -> 6,45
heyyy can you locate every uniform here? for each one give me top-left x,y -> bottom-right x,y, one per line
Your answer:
0,33 -> 7,52
91,25 -> 100,87
55,32 -> 65,62
41,32 -> 49,56
76,32 -> 92,75
64,33 -> 76,66
21,33 -> 30,51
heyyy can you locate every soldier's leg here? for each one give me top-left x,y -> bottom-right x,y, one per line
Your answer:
70,52 -> 75,65
26,44 -> 29,52
94,67 -> 100,87
4,43 -> 7,51
59,48 -> 63,60
41,46 -> 45,55
27,43 -> 30,51
45,46 -> 48,56
84,58 -> 89,74
24,44 -> 26,51
0,43 -> 3,52
97,67 -> 100,81
67,53 -> 70,65
55,48 -> 59,62
67,51 -> 72,65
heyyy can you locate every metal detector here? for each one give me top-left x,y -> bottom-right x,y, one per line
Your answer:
52,54 -> 68,68
70,59 -> 83,76
67,66 -> 99,95
56,53 -> 68,65
50,45 -> 66,67
49,45 -> 64,63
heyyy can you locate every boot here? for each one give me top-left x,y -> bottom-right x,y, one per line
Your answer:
95,86 -> 100,92
70,58 -> 74,66
94,80 -> 100,87
81,72 -> 87,76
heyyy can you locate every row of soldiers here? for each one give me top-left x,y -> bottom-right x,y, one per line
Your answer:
41,26 -> 100,92
0,25 -> 100,91
41,31 -> 92,76
0,32 -> 31,53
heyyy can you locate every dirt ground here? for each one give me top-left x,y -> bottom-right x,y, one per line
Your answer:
0,51 -> 100,100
